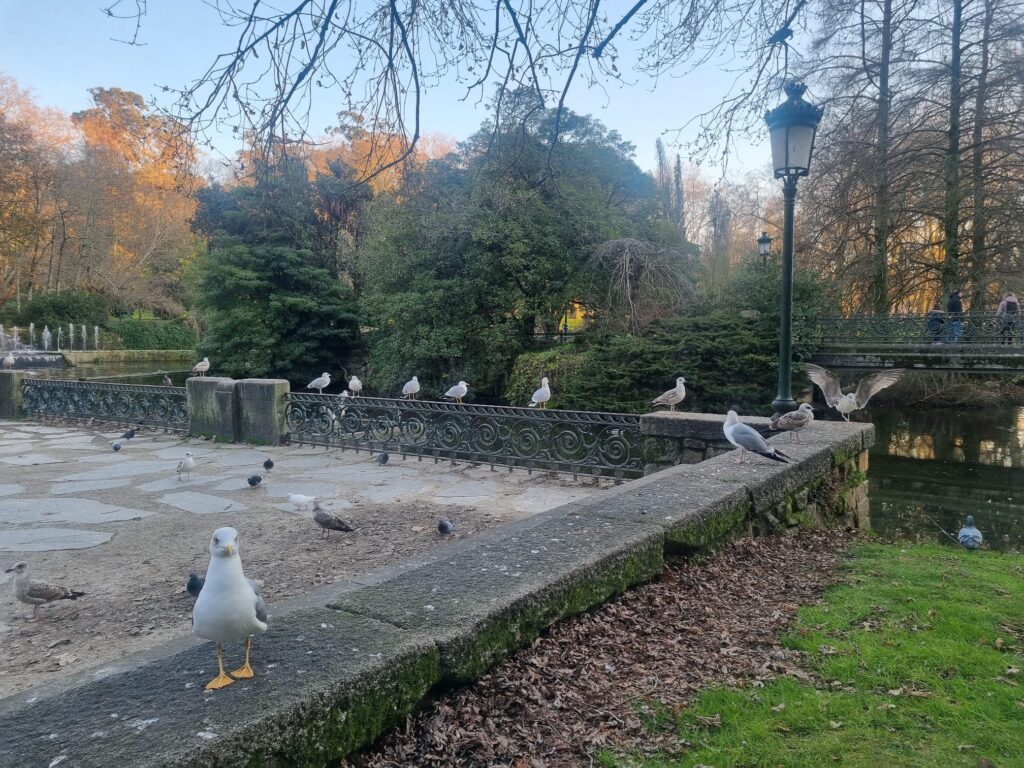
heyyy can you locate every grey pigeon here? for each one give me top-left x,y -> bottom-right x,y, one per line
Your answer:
120,427 -> 135,440
723,410 -> 789,464
437,517 -> 455,536
377,451 -> 389,465
247,474 -> 263,488
5,562 -> 85,620
112,442 -> 121,452
263,458 -> 274,473
187,571 -> 205,599
957,515 -> 983,550
312,502 -> 354,538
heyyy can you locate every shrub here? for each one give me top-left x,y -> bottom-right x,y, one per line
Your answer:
106,319 -> 198,350
0,291 -> 110,327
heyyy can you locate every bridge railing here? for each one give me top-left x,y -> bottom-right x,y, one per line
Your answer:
22,378 -> 189,431
283,393 -> 645,479
801,312 -> 1022,347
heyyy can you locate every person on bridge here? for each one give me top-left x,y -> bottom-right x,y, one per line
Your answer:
926,300 -> 945,345
945,289 -> 964,344
996,292 -> 1020,345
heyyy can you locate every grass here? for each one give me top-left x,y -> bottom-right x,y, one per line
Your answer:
601,544 -> 1024,768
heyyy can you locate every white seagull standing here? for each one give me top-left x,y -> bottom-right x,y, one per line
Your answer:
770,403 -> 815,442
288,493 -> 317,510
529,377 -> 551,408
651,377 -> 687,411
192,527 -> 268,690
348,375 -> 363,395
191,357 -> 210,376
723,411 -> 790,464
402,375 -> 421,400
805,364 -> 904,421
307,372 -> 331,394
2,352 -> 14,369
445,380 -> 469,404
177,451 -> 195,481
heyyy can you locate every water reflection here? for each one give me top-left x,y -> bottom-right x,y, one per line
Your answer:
28,363 -> 191,386
867,405 -> 1024,552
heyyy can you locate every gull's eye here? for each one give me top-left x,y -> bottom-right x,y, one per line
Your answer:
213,538 -> 219,546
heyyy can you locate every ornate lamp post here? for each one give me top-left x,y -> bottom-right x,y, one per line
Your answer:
757,231 -> 773,268
765,82 -> 823,416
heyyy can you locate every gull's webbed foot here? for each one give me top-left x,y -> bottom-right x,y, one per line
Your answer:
230,662 -> 254,679
206,672 -> 235,690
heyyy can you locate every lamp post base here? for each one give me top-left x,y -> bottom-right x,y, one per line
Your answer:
772,397 -> 798,419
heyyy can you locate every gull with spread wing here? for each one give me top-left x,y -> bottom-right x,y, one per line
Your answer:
805,364 -> 904,421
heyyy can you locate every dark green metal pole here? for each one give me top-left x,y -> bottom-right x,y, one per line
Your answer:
773,175 -> 799,417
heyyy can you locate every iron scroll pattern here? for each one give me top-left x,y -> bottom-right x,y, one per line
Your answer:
801,313 -> 1019,346
22,379 -> 188,431
284,394 -> 645,479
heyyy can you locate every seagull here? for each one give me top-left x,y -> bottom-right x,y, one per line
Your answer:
177,452 -> 195,481
120,427 -> 135,440
192,527 -> 267,690
957,515 -> 983,550
437,517 -> 455,537
805,364 -> 904,421
2,352 -> 14,369
263,458 -> 274,473
444,381 -> 469,404
307,372 -> 331,394
288,493 -> 316,510
186,571 -> 205,599
162,374 -> 173,387
312,502 -> 354,538
723,410 -> 790,464
652,377 -> 687,411
191,357 -> 210,377
112,442 -> 122,452
377,450 -> 389,465
529,377 -> 552,408
5,562 -> 85,620
770,403 -> 815,442
247,474 -> 263,488
348,375 -> 363,395
402,376 -> 420,399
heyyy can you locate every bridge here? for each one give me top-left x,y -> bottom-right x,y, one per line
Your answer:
802,313 -> 1024,373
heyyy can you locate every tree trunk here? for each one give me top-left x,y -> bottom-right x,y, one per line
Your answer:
871,0 -> 893,315
941,0 -> 964,294
968,0 -> 994,310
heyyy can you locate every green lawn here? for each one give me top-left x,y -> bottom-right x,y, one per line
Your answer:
602,544 -> 1024,768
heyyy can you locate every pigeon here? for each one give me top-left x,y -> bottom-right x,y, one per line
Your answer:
652,377 -> 687,411
348,375 -> 363,395
186,571 -> 205,599
177,451 -> 195,481
288,493 -> 316,510
444,381 -> 469,403
377,450 -> 389,465
191,357 -> 210,376
529,377 -> 552,408
437,517 -> 456,536
770,403 -> 815,442
957,515 -> 983,550
805,364 -> 904,421
5,562 -> 85,620
312,502 -> 354,538
162,374 -> 173,386
120,427 -> 136,440
402,375 -> 420,399
767,25 -> 794,46
247,474 -> 263,488
307,372 -> 331,394
112,442 -> 121,452
192,527 -> 267,690
723,410 -> 790,464
263,458 -> 274,473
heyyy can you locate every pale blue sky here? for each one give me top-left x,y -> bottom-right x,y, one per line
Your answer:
0,1 -> 770,174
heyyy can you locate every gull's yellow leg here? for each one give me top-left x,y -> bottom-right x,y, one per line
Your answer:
206,643 -> 234,690
231,636 -> 254,679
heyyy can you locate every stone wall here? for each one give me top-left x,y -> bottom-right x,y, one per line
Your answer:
62,349 -> 195,366
0,415 -> 873,767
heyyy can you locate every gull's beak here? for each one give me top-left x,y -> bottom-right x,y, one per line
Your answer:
225,543 -> 235,556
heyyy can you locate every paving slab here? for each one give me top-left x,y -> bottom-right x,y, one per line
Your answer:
0,453 -> 62,465
0,498 -> 153,524
0,528 -> 113,552
157,491 -> 248,514
0,484 -> 24,497
49,479 -> 134,495
134,475 -> 225,493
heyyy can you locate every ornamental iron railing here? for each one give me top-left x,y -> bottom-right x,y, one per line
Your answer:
283,394 -> 645,479
802,312 -> 1023,347
22,379 -> 189,431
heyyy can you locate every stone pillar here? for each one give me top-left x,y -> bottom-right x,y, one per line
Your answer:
0,371 -> 25,419
187,377 -> 238,442
237,379 -> 290,445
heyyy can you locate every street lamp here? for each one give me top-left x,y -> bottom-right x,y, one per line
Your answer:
765,81 -> 823,416
757,231 -> 773,268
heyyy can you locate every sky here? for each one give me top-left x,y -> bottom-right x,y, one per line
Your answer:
0,0 -> 772,176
